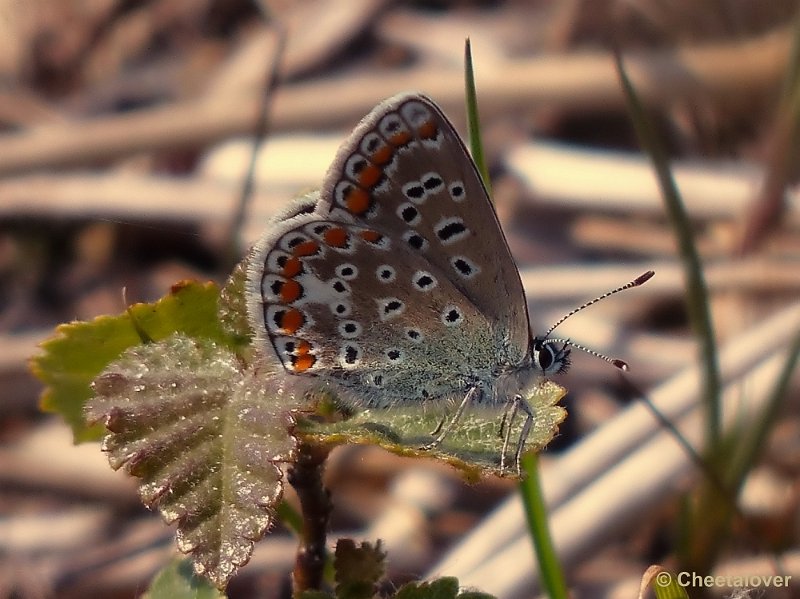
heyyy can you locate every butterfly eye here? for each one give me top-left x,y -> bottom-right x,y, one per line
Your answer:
532,338 -> 571,375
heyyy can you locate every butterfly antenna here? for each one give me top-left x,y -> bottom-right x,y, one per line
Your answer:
544,270 -> 654,337
542,270 -> 654,371
545,337 -> 630,371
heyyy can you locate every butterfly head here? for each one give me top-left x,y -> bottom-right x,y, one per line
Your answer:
530,336 -> 571,376
526,270 -> 655,377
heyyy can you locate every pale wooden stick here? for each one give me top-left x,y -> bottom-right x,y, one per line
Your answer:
0,26 -> 789,176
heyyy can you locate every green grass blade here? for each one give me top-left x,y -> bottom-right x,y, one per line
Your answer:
640,566 -> 690,599
727,327 -> 800,493
614,51 -> 722,446
463,38 -> 566,598
464,38 -> 492,198
520,453 -> 568,599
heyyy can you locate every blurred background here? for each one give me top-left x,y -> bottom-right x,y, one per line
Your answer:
3,1 -> 800,597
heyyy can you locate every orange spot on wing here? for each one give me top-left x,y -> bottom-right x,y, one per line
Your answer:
324,227 -> 349,248
281,257 -> 302,278
388,131 -> 412,147
360,230 -> 383,243
280,309 -> 304,333
294,340 -> 312,356
369,145 -> 393,165
418,120 -> 438,140
358,163 -> 383,188
345,187 -> 371,215
280,279 -> 302,303
292,354 -> 316,372
292,240 -> 320,257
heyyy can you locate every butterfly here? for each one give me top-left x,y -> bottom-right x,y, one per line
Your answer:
245,93 -> 646,472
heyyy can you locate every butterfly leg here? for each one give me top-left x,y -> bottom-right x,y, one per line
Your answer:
420,385 -> 481,451
429,414 -> 448,437
499,399 -> 520,474
512,395 -> 534,475
498,400 -> 516,439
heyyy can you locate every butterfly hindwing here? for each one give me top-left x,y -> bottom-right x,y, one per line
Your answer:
248,214 -> 505,406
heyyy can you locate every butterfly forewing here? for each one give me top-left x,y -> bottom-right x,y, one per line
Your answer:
316,93 -> 530,360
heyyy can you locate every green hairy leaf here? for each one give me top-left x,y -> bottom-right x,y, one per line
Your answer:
86,333 -> 299,588
31,281 -> 232,442
142,557 -> 226,599
395,577 -> 494,599
334,539 -> 386,599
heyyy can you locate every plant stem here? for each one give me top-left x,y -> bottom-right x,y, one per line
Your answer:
288,440 -> 333,594
520,453 -> 568,599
